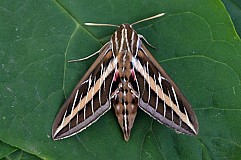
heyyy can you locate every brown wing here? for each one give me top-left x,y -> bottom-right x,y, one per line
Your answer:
52,43 -> 117,140
132,44 -> 199,135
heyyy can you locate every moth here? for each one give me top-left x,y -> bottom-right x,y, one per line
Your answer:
52,13 -> 199,141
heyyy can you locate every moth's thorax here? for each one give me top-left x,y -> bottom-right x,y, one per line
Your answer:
111,24 -> 139,56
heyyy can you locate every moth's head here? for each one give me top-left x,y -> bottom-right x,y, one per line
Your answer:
84,13 -> 165,52
115,23 -> 134,34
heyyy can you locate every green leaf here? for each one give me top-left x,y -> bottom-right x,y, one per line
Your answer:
1,0 -> 241,159
0,141 -> 16,159
222,0 -> 241,37
1,149 -> 42,160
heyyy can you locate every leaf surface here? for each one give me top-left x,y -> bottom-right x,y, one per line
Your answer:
1,0 -> 241,159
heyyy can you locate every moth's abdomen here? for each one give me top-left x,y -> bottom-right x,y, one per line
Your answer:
111,49 -> 139,141
112,83 -> 138,141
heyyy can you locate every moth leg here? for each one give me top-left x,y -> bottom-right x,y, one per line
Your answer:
68,42 -> 111,62
138,34 -> 157,49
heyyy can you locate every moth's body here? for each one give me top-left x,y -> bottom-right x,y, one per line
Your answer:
111,24 -> 139,141
52,14 -> 199,142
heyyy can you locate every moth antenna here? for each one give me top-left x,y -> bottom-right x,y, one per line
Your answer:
131,13 -> 165,26
85,13 -> 165,28
85,23 -> 119,27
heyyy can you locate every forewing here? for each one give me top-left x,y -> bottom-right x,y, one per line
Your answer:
132,44 -> 199,135
52,43 -> 116,140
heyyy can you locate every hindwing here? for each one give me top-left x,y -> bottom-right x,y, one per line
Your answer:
132,44 -> 199,135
